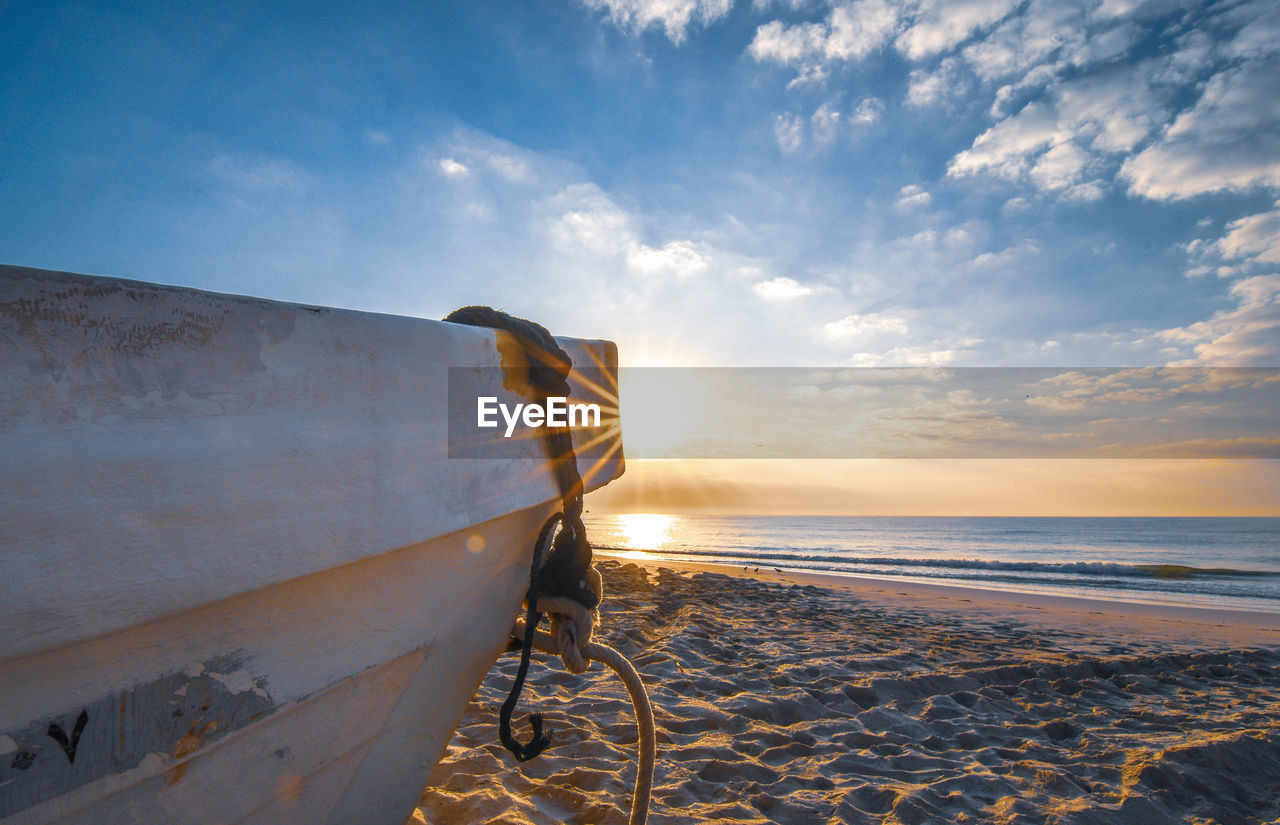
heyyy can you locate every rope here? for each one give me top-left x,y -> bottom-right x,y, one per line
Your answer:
512,590 -> 654,824
443,306 -> 595,759
497,515 -> 559,761
512,618 -> 656,825
538,595 -> 597,675
444,306 -> 598,608
445,305 -> 655,823
443,305 -> 573,397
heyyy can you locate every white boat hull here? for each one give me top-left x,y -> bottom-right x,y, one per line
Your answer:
0,266 -> 624,824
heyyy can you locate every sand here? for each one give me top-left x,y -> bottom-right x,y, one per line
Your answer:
413,558 -> 1280,824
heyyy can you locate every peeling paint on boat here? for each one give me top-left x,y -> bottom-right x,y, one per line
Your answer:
0,654 -> 275,818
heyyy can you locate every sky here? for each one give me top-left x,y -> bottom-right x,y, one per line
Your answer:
3,0 -> 1278,513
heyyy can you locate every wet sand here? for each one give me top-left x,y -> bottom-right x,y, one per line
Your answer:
413,558 -> 1280,824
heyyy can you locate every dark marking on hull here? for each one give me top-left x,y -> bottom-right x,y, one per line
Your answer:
0,653 -> 276,819
46,710 -> 89,764
10,751 -> 36,770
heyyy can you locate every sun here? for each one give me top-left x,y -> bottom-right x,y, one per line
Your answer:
617,369 -> 713,458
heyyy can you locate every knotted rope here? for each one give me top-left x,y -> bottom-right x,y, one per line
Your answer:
512,613 -> 656,825
444,306 -> 654,825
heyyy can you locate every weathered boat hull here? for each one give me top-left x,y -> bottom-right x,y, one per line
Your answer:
0,265 -> 624,824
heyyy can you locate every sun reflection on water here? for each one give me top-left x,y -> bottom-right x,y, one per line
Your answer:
615,513 -> 676,552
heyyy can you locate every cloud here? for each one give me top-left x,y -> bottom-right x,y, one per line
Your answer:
773,112 -> 805,153
1121,59 -> 1280,200
551,183 -> 637,254
627,240 -> 710,277
887,222 -> 989,265
1001,196 -> 1031,214
1182,202 -> 1280,278
946,67 -> 1166,199
1160,276 -> 1280,365
894,0 -> 1019,61
913,2 -> 1280,208
438,158 -> 470,177
964,239 -> 1039,270
1023,369 -> 1280,426
754,276 -> 814,299
960,0 -> 1091,83
579,0 -> 734,43
547,182 -> 718,279
486,153 -> 533,183
851,96 -> 884,124
810,102 -> 843,144
905,56 -> 965,107
1027,368 -> 1178,410
774,97 -> 882,151
947,101 -> 1060,179
749,0 -> 901,81
874,346 -> 957,365
825,312 -> 909,337
1120,437 -> 1280,459
1221,0 -> 1280,61
1216,203 -> 1280,265
1055,71 -> 1164,154
749,0 -> 1021,79
403,133 -> 820,365
744,0 -> 1275,225
429,134 -> 544,186
1027,141 -> 1091,192
895,184 -> 932,208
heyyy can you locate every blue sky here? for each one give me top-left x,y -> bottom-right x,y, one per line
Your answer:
2,0 -> 1278,369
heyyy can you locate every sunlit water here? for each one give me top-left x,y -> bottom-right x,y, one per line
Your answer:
583,514 -> 1280,612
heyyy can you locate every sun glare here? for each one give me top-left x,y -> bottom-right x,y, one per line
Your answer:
616,513 -> 677,551
617,370 -> 714,457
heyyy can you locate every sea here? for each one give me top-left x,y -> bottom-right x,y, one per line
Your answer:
583,514 -> 1280,612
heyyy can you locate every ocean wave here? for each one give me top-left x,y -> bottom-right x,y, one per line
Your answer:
594,545 -> 1280,580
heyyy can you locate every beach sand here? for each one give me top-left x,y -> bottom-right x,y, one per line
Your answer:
413,558 -> 1280,824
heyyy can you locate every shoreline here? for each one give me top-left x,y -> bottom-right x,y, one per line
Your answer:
597,550 -> 1280,648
